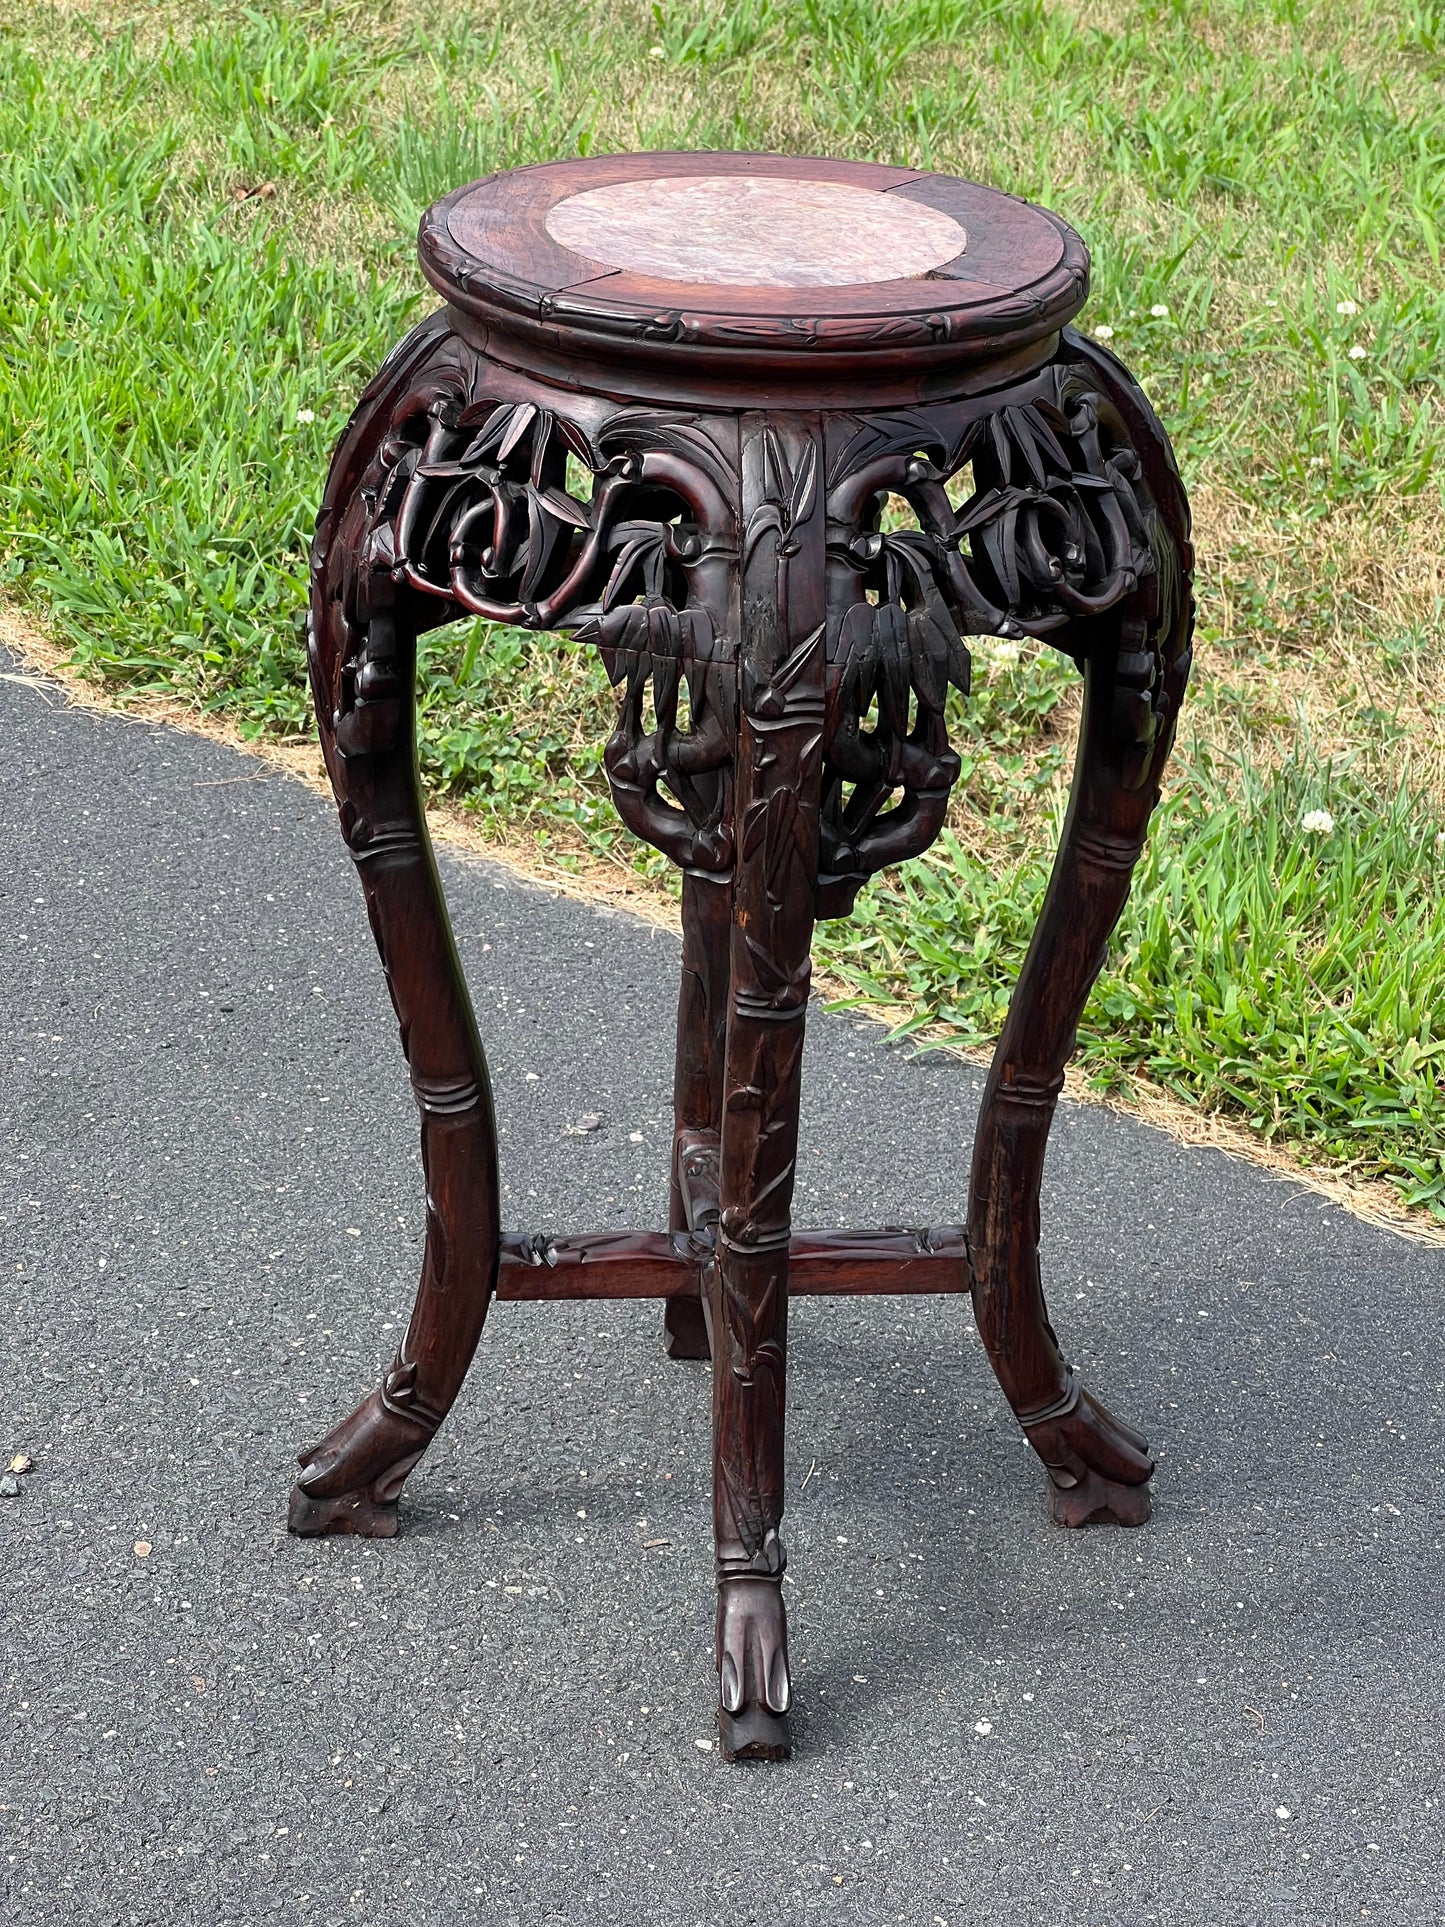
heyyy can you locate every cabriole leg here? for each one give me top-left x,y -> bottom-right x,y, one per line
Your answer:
967,616 -> 1191,1529
289,319 -> 502,1539
964,341 -> 1194,1531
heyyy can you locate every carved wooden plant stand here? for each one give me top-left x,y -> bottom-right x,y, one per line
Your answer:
291,154 -> 1193,1762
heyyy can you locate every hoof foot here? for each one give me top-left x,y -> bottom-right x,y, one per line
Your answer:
1022,1378 -> 1154,1530
287,1482 -> 403,1538
1046,1467 -> 1152,1528
289,1382 -> 434,1539
663,1295 -> 710,1361
718,1702 -> 792,1762
716,1574 -> 791,1762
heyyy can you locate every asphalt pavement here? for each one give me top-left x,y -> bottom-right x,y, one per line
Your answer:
2,645 -> 1443,1927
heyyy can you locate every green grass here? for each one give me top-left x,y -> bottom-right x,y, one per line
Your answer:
829,753 -> 1445,1210
1,0 -> 1443,1219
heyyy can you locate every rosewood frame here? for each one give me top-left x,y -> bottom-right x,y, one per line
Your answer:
287,156 -> 1194,1764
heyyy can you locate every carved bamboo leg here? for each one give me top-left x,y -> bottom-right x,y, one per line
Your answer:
967,618 -> 1192,1530
664,872 -> 730,1360
289,321 -> 501,1539
964,339 -> 1194,1532
709,416 -> 825,1761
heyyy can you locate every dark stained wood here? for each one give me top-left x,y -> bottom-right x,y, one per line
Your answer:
290,152 -> 1194,1762
419,151 -> 1087,409
663,870 -> 730,1359
496,1226 -> 969,1301
701,409 -> 828,1759
790,1226 -> 969,1296
289,312 -> 504,1543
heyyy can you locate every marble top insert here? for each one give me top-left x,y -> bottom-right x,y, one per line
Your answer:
544,175 -> 967,288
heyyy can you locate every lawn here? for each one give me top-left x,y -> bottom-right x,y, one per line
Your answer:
2,0 -> 1443,1221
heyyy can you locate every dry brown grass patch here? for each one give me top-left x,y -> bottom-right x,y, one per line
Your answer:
1188,481 -> 1445,802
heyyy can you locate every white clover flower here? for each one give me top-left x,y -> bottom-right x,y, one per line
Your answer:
988,638 -> 1021,667
1093,324 -> 1115,341
1149,302 -> 1170,318
648,43 -> 665,57
1301,809 -> 1335,836
1335,298 -> 1358,316
296,408 -> 316,424
974,1719 -> 993,1735
1347,344 -> 1368,361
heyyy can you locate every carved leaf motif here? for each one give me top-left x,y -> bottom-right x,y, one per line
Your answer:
517,488 -> 553,600
715,1413 -> 783,1558
557,417 -> 598,469
649,624 -> 681,719
819,356 -> 1168,899
788,440 -> 818,528
459,402 -> 513,464
495,402 -> 537,463
742,928 -> 811,1003
828,410 -> 941,488
536,486 -> 590,530
1020,400 -> 1070,472
908,600 -> 955,711
950,484 -> 1011,538
740,797 -> 771,862
761,425 -> 788,504
983,504 -> 1023,606
458,429 -> 497,466
722,1268 -> 777,1366
1003,406 -> 1049,488
742,501 -> 784,572
603,414 -> 736,501
875,601 -> 911,730
602,523 -> 668,610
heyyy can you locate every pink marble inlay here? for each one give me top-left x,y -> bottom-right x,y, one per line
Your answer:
544,175 -> 966,288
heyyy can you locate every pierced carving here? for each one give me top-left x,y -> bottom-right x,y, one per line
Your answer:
816,356 -> 1185,911
320,335 -> 1182,921
321,337 -> 744,877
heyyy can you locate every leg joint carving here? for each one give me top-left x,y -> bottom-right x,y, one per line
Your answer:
379,1353 -> 447,1436
1015,1371 -> 1082,1431
410,1072 -> 485,1117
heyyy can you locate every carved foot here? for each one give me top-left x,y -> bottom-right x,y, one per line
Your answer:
1045,1464 -> 1152,1529
288,1380 -> 437,1539
663,1294 -> 711,1361
716,1576 -> 792,1761
1021,1376 -> 1154,1529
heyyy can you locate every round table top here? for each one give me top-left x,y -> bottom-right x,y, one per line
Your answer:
543,175 -> 969,288
419,152 -> 1088,405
